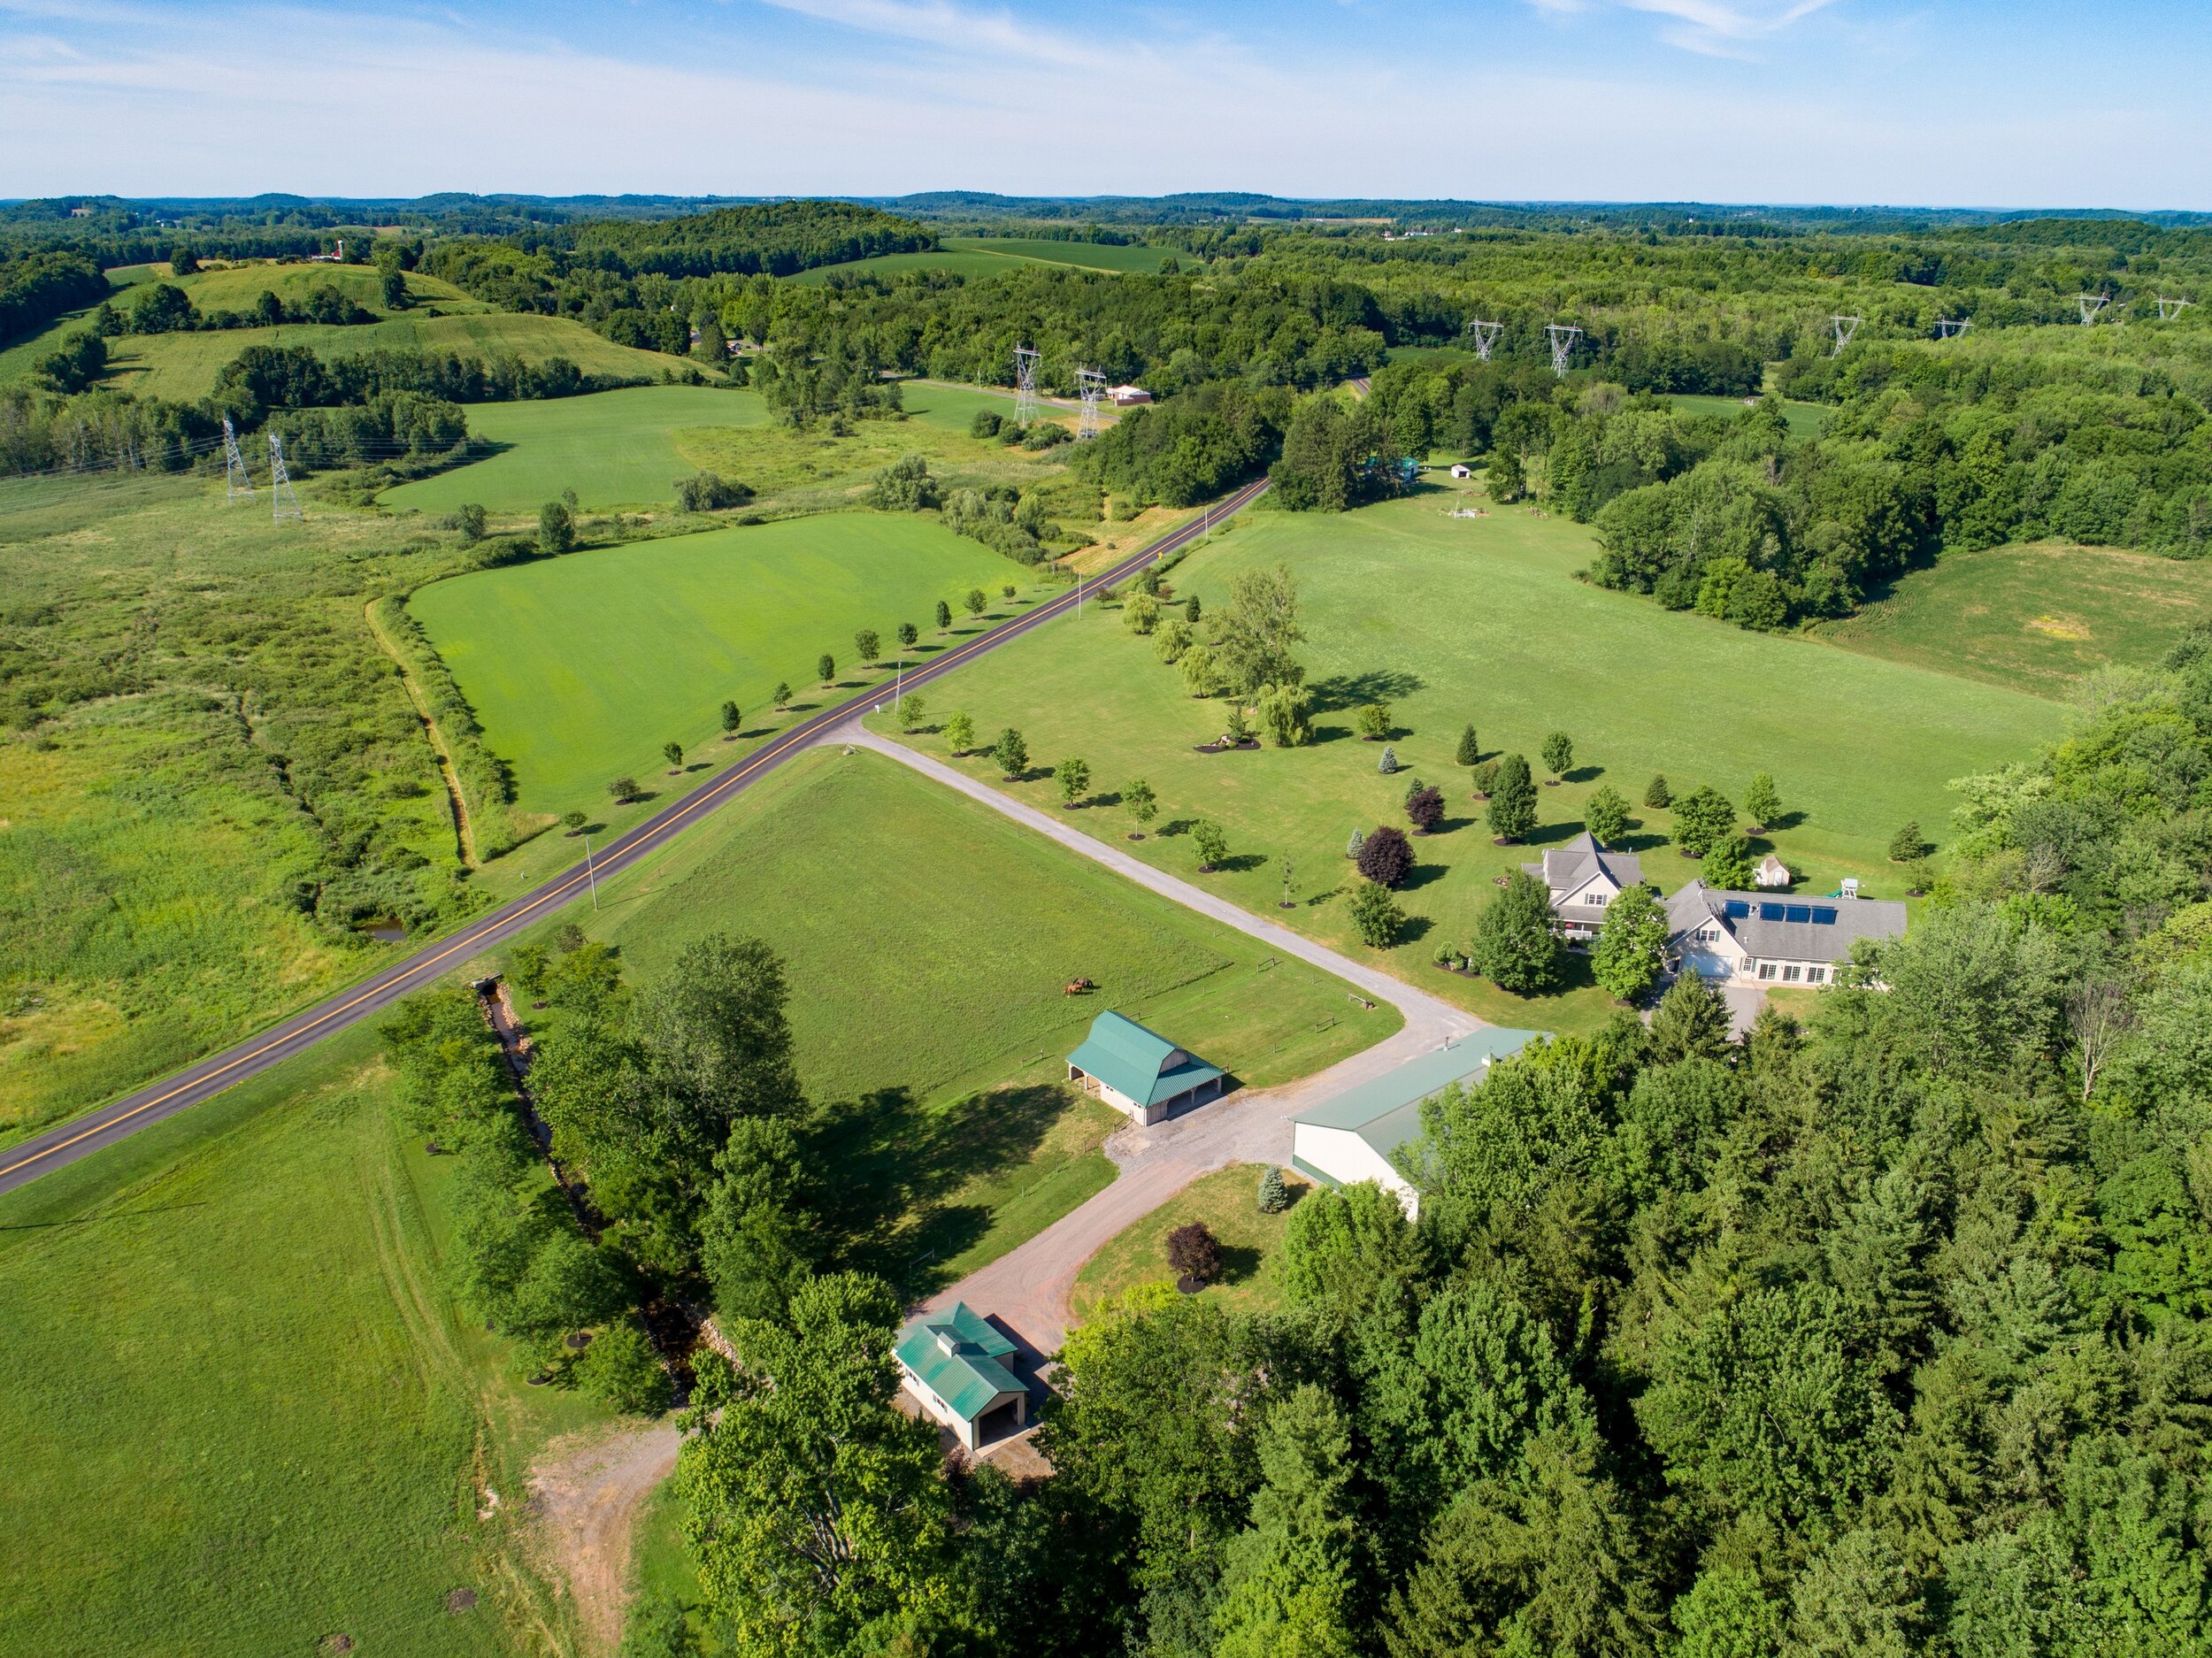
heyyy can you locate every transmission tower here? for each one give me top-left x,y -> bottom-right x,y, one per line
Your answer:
1935,317 -> 1972,340
1545,323 -> 1582,379
1076,366 -> 1106,441
1012,346 -> 1041,427
1830,315 -> 1862,357
268,433 -> 303,524
2078,294 -> 2110,326
2156,296 -> 2193,321
221,416 -> 256,503
1465,319 -> 1502,362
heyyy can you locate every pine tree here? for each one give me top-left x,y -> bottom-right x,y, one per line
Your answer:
1378,744 -> 1401,775
1455,724 -> 1479,766
1645,773 -> 1672,810
1346,826 -> 1367,861
1889,821 -> 1930,862
1647,971 -> 1733,1063
1487,754 -> 1538,842
1257,1165 -> 1290,1214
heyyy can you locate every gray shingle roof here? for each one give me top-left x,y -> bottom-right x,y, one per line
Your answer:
1522,833 -> 1643,902
1666,879 -> 1907,964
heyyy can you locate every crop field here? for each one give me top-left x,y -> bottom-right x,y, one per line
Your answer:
534,748 -> 1394,1286
788,237 -> 1173,285
1813,541 -> 2212,695
1071,1163 -> 1314,1322
384,384 -> 769,513
878,493 -> 2063,1031
0,1023 -> 596,1658
383,380 -> 1041,516
408,513 -> 1032,813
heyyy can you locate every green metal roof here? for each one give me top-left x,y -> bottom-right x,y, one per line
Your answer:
1067,1010 -> 1224,1108
895,1302 -> 1025,1424
1293,1030 -> 1546,1141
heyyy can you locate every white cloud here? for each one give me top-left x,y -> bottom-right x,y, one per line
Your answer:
1531,0 -> 1841,57
751,0 -> 1120,71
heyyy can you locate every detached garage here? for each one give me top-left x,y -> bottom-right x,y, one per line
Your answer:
1291,1028 -> 1544,1217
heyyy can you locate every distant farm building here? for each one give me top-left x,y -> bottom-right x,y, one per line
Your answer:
1755,852 -> 1793,889
1450,464 -> 1474,479
1109,385 -> 1153,406
895,1303 -> 1027,1451
1066,1011 -> 1224,1126
1290,1028 -> 1544,1216
1667,881 -> 1906,987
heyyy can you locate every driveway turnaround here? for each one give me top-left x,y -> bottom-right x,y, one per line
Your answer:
0,478 -> 1272,1197
833,723 -> 1486,1355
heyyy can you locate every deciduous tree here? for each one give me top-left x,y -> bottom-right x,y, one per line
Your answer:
1541,731 -> 1574,780
1357,824 -> 1414,887
1672,786 -> 1736,857
942,711 -> 974,754
1744,771 -> 1782,832
1487,754 -> 1538,842
1472,870 -> 1564,993
1124,778 -> 1158,836
1584,785 -> 1630,847
1056,756 -> 1092,807
1593,883 -> 1668,1002
1349,879 -> 1406,948
1191,819 -> 1230,871
992,727 -> 1028,779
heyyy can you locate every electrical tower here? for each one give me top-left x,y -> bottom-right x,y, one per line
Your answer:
268,434 -> 303,524
2078,294 -> 2110,326
2157,296 -> 2193,321
222,416 -> 256,503
1465,319 -> 1502,362
1830,315 -> 1862,357
1935,317 -> 1972,340
1076,366 -> 1106,441
1012,346 -> 1041,427
1545,323 -> 1582,379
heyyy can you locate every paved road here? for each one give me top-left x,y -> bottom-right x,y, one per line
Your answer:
837,724 -> 1484,1356
0,478 -> 1272,1197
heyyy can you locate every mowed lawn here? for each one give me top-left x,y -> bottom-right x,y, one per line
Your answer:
876,495 -> 2063,1032
385,384 -> 769,514
0,1025 -> 595,1658
1071,1163 -> 1316,1323
1814,541 -> 2212,695
538,749 -> 1397,1286
408,513 -> 1025,814
788,237 -> 1173,284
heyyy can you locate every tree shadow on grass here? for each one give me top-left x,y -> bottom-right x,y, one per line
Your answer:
1401,863 -> 1450,893
1524,820 -> 1588,848
1214,852 -> 1270,873
1158,818 -> 1195,838
1397,915 -> 1436,945
1564,764 -> 1606,784
807,1081 -> 1079,1297
1617,830 -> 1671,855
1216,1241 -> 1263,1286
1309,669 -> 1426,714
1768,810 -> 1809,833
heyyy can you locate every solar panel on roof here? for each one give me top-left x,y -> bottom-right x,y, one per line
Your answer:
1759,902 -> 1786,921
1785,904 -> 1812,923
1723,899 -> 1750,917
1812,906 -> 1838,925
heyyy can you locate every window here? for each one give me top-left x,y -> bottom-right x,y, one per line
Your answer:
1590,890 -> 1609,907
1782,963 -> 1803,983
1757,961 -> 1777,980
1806,966 -> 1826,985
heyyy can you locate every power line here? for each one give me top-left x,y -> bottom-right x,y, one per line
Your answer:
1465,319 -> 1502,362
222,416 -> 256,503
1076,366 -> 1105,441
1830,315 -> 1861,357
268,434 -> 303,524
1545,323 -> 1581,379
2078,294 -> 2110,326
1012,345 -> 1041,427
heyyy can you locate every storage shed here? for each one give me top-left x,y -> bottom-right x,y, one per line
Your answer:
1066,1010 -> 1225,1125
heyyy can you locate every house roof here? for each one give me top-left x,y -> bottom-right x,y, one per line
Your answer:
1666,879 -> 1907,963
1067,1011 -> 1223,1108
895,1302 -> 1025,1424
1294,1028 -> 1544,1157
1522,832 -> 1643,899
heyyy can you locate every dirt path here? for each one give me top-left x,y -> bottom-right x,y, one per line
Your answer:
528,1423 -> 682,1654
363,597 -> 479,869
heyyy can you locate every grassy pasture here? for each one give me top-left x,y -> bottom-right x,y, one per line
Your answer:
1071,1163 -> 1313,1323
562,748 -> 1395,1289
1670,391 -> 1833,437
384,384 -> 768,514
876,490 -> 2063,1032
0,1023 -> 595,1658
788,237 -> 1173,285
407,513 -> 1028,814
1814,541 -> 2212,695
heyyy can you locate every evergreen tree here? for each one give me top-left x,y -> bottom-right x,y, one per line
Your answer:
1644,773 -> 1672,810
1647,971 -> 1733,1063
1487,754 -> 1538,842
1257,1165 -> 1290,1214
1743,771 -> 1782,832
1212,1386 -> 1359,1658
1455,724 -> 1479,766
1889,820 -> 1931,861
1378,744 -> 1401,775
1346,826 -> 1367,862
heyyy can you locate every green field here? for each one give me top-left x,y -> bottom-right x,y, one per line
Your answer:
1670,391 -> 1833,437
384,384 -> 768,514
1071,1163 -> 1314,1322
382,380 -> 1036,516
788,237 -> 1173,286
876,495 -> 2064,1031
0,1022 -> 596,1658
1814,541 -> 2212,695
408,513 -> 1029,813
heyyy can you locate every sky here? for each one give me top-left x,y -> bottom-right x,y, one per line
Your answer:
5,0 -> 2212,210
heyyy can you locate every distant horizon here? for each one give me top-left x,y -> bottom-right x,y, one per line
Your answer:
6,1 -> 2209,210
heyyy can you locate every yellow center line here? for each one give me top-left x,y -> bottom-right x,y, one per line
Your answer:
0,485 -> 1259,1182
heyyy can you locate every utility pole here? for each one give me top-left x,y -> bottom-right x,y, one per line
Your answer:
268,434 -> 303,523
1466,319 -> 1502,362
1830,314 -> 1862,357
1545,323 -> 1581,379
1012,346 -> 1041,427
582,834 -> 600,911
222,417 -> 255,503
2078,294 -> 2110,326
1077,366 -> 1106,440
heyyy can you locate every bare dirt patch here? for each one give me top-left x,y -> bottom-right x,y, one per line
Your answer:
528,1422 -> 681,1654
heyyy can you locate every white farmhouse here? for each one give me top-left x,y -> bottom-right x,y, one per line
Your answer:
1522,832 -> 1645,943
1665,880 -> 1907,988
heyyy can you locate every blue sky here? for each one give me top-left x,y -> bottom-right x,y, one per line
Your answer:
4,0 -> 2211,209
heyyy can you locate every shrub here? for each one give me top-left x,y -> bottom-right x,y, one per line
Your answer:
866,453 -> 938,510
1167,1221 -> 1222,1284
969,410 -> 1002,439
675,471 -> 753,511
1357,824 -> 1414,887
1890,820 -> 1932,862
1471,757 -> 1500,796
1356,702 -> 1392,741
449,502 -> 487,542
1405,782 -> 1445,833
1377,744 -> 1400,775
